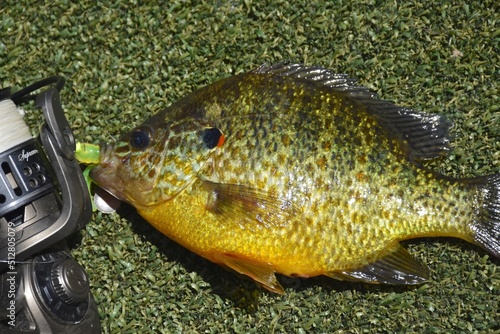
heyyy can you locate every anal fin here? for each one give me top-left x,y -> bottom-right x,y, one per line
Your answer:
326,244 -> 429,285
213,253 -> 284,294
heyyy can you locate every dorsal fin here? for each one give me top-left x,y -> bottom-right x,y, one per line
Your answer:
254,63 -> 452,161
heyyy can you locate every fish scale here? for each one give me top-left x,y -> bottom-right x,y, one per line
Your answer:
90,63 -> 500,293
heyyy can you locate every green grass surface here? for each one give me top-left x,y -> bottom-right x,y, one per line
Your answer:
1,1 -> 499,333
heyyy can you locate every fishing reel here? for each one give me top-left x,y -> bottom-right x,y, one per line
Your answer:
0,78 -> 100,333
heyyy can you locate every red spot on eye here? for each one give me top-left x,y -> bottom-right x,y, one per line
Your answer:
217,134 -> 225,148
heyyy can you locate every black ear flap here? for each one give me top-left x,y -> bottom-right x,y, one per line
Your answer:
202,127 -> 225,149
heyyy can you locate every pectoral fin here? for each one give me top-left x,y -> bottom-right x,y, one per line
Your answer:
203,181 -> 294,232
326,244 -> 429,284
213,253 -> 284,294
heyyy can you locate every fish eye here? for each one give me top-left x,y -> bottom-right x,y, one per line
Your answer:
130,127 -> 152,150
202,127 -> 224,149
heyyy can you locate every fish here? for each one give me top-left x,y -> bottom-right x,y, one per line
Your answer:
90,63 -> 500,294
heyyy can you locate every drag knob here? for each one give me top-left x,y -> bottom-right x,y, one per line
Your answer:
35,252 -> 92,323
50,258 -> 89,305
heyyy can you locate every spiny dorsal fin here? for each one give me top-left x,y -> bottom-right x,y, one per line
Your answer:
326,244 -> 429,284
254,63 -> 451,161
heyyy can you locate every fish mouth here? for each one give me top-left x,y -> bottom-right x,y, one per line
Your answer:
89,142 -> 127,202
89,142 -> 158,208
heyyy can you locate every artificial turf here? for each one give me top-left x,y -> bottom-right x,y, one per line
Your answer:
1,1 -> 499,333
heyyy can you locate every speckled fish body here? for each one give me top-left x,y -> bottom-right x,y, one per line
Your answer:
91,63 -> 500,293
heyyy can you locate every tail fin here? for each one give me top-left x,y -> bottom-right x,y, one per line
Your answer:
470,174 -> 500,257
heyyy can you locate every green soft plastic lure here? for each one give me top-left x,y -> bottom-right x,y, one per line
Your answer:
76,142 -> 120,213
76,142 -> 99,197
76,142 -> 100,164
